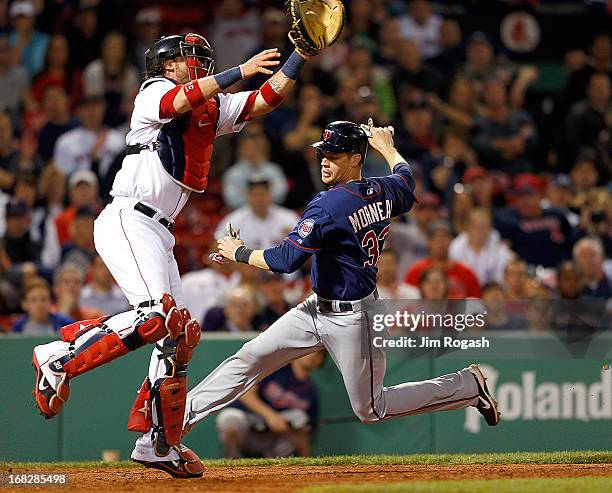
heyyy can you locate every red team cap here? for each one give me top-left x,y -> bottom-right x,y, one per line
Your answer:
417,192 -> 441,209
462,166 -> 489,184
513,173 -> 544,194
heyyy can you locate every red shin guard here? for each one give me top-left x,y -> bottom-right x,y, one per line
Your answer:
176,445 -> 206,476
145,307 -> 201,446
62,332 -> 129,377
155,377 -> 188,446
128,377 -> 152,432
35,293 -> 181,421
62,315 -> 168,378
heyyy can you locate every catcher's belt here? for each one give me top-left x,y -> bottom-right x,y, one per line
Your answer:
134,201 -> 175,232
126,141 -> 160,154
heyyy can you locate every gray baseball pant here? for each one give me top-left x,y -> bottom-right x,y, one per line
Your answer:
184,294 -> 479,428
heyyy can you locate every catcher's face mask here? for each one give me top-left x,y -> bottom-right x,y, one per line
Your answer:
180,33 -> 214,81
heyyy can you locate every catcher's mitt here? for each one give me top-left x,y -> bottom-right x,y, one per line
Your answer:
286,0 -> 346,56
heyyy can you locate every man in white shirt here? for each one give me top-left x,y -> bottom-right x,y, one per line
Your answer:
181,243 -> 241,325
209,1 -> 261,72
449,207 -> 513,285
222,131 -> 288,209
396,0 -> 443,59
52,96 -> 125,184
215,179 -> 299,249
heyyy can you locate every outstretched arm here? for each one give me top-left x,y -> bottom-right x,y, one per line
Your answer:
217,236 -> 311,274
167,49 -> 282,115
216,236 -> 270,270
240,50 -> 311,120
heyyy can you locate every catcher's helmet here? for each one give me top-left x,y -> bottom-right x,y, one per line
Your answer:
311,121 -> 369,162
145,33 -> 214,80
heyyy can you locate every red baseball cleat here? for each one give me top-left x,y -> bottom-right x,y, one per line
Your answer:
32,346 -> 70,419
132,444 -> 205,478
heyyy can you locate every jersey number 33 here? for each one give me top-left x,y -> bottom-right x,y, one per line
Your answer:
361,224 -> 390,268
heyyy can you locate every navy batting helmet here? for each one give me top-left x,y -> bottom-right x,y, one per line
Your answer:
145,33 -> 214,80
311,121 -> 369,162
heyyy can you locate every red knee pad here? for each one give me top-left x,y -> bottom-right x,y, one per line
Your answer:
137,315 -> 170,344
128,377 -> 152,432
157,376 -> 187,446
164,307 -> 183,340
161,292 -> 177,313
176,319 -> 201,364
178,307 -> 192,324
136,293 -> 181,343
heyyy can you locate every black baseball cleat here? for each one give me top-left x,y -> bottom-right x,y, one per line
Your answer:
468,364 -> 501,426
132,444 -> 205,479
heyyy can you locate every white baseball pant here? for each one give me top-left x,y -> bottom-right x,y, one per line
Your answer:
94,197 -> 185,462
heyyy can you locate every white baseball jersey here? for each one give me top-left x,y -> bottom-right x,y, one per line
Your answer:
397,13 -> 443,59
111,77 -> 251,219
214,204 -> 300,250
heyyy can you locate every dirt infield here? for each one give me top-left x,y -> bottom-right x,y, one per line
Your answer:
3,463 -> 611,492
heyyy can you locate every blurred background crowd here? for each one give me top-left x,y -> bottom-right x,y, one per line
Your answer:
0,0 -> 610,336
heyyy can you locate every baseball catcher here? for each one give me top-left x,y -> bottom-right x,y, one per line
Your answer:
32,11 -> 341,476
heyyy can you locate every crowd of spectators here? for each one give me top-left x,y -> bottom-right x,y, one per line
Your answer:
0,0 -> 610,336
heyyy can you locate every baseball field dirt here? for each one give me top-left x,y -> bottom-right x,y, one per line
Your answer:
2,452 -> 611,492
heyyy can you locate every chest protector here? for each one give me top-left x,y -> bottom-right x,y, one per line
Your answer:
156,96 -> 218,193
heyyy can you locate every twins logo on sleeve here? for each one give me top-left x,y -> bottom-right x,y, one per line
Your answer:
298,218 -> 315,238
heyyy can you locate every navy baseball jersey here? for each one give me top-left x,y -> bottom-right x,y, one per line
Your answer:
494,207 -> 573,268
264,163 -> 416,300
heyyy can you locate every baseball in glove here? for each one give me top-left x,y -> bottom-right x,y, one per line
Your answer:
286,0 -> 346,56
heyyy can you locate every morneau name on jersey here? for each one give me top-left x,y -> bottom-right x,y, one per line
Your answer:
348,200 -> 393,233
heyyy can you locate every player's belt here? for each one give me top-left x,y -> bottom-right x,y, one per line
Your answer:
317,289 -> 379,313
126,141 -> 160,154
134,202 -> 175,232
137,299 -> 162,310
